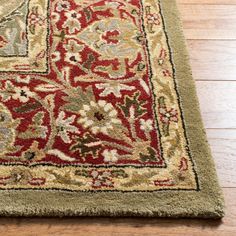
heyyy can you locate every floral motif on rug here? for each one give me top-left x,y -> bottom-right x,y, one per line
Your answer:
0,0 -> 199,191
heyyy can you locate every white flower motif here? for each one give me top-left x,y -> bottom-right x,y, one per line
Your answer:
56,0 -> 71,12
51,51 -> 61,62
140,119 -> 153,132
102,149 -> 119,163
63,39 -> 84,65
63,10 -> 82,34
51,12 -> 60,23
64,39 -> 84,53
12,86 -> 35,103
56,111 -> 79,143
78,100 -> 121,135
95,83 -> 135,97
15,76 -> 31,84
64,39 -> 84,65
65,52 -> 82,65
91,170 -> 99,178
146,13 -> 160,25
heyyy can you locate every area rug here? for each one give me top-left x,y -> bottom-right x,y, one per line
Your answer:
0,0 -> 224,218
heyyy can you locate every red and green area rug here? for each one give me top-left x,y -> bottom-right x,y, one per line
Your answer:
0,0 -> 224,218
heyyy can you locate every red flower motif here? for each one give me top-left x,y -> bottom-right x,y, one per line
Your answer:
90,170 -> 114,189
179,157 -> 188,171
28,7 -> 45,29
147,13 -> 160,25
159,107 -> 178,124
154,178 -> 174,187
102,30 -> 120,45
0,36 -> 8,48
28,12 -> 45,26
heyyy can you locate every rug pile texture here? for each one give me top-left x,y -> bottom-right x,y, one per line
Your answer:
0,0 -> 224,218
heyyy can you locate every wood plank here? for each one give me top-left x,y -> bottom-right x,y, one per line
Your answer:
178,0 -> 236,4
206,129 -> 236,187
187,40 -> 236,81
196,81 -> 236,128
178,5 -> 236,39
0,188 -> 235,236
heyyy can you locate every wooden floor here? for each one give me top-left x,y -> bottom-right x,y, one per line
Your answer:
1,0 -> 236,235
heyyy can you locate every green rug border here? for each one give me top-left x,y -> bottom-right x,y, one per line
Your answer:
0,0 -> 225,218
